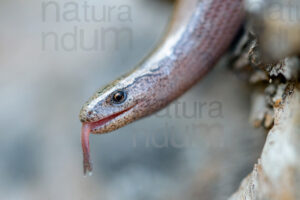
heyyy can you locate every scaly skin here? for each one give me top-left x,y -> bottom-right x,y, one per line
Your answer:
79,0 -> 244,175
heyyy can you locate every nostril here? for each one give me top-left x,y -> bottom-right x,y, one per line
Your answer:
88,111 -> 93,116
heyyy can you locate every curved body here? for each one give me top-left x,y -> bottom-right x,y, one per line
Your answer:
80,0 -> 244,174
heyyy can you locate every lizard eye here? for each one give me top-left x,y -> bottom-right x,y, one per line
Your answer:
111,90 -> 127,104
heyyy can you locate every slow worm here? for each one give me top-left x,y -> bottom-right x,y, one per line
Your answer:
79,0 -> 244,175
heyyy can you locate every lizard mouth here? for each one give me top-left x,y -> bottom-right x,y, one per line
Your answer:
81,106 -> 134,175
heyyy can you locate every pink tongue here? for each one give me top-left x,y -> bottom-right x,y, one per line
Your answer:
81,123 -> 92,175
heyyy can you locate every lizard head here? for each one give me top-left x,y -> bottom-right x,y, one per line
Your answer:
80,86 -> 137,134
79,63 -> 169,134
79,73 -> 160,174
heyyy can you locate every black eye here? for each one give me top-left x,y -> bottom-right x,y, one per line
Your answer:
111,90 -> 127,104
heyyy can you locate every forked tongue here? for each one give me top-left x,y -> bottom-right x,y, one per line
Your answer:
81,123 -> 93,176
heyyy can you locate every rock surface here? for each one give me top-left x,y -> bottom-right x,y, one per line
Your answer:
230,84 -> 300,200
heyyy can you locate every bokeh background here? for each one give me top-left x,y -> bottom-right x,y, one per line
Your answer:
0,0 -> 265,199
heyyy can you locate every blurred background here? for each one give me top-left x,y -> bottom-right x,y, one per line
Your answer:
0,0 -> 265,199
